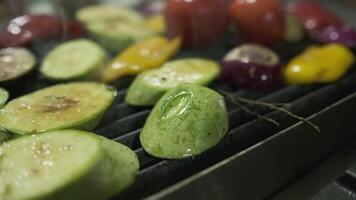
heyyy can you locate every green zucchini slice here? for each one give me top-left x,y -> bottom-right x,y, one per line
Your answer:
0,130 -> 139,200
0,47 -> 36,82
76,5 -> 152,52
140,84 -> 229,159
126,58 -> 220,106
0,82 -> 116,135
40,39 -> 108,80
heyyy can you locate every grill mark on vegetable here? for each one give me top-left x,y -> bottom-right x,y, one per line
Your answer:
41,96 -> 79,113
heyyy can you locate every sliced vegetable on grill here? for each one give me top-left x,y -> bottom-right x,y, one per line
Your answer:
140,84 -> 229,159
0,47 -> 36,83
165,0 -> 229,48
0,88 -> 9,107
221,44 -> 282,90
284,43 -> 354,84
126,58 -> 220,106
100,36 -> 181,83
0,15 -> 84,48
284,14 -> 304,43
0,82 -> 116,135
0,129 -> 139,200
76,5 -> 153,52
229,0 -> 285,46
40,39 -> 107,80
311,25 -> 356,48
287,2 -> 342,33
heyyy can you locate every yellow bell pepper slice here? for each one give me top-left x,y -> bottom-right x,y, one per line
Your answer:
284,43 -> 354,84
100,36 -> 181,83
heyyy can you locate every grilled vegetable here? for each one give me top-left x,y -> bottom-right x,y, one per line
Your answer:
0,82 -> 116,135
284,14 -> 304,42
165,0 -> 229,48
140,84 -> 228,159
126,58 -> 220,106
311,25 -> 356,48
100,36 -> 181,83
0,15 -> 84,48
0,88 -> 9,107
0,129 -> 139,200
0,47 -> 36,83
221,44 -> 282,90
284,44 -> 354,84
40,39 -> 107,80
229,0 -> 285,46
76,5 -> 153,52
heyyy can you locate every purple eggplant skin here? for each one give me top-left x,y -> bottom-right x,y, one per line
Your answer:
312,25 -> 356,48
221,60 -> 283,90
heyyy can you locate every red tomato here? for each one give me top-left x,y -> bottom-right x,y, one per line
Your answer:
0,15 -> 85,48
287,2 -> 342,33
229,0 -> 285,46
165,0 -> 229,48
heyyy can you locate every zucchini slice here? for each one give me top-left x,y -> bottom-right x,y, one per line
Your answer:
0,47 -> 35,83
0,130 -> 139,200
40,39 -> 107,80
0,82 -> 116,135
76,6 -> 152,52
140,84 -> 229,159
126,58 -> 220,106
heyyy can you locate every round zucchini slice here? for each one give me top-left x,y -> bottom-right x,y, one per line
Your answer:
76,5 -> 144,24
126,58 -> 220,106
76,6 -> 152,52
0,130 -> 139,200
140,84 -> 229,159
0,82 -> 116,135
0,47 -> 35,82
40,39 -> 107,80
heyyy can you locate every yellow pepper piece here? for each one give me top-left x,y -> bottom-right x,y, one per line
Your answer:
146,14 -> 165,34
284,43 -> 354,84
100,36 -> 181,83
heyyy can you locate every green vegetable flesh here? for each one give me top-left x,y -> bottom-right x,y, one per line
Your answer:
0,130 -> 139,200
76,6 -> 152,52
40,39 -> 107,80
0,47 -> 36,82
0,87 -> 9,107
0,82 -> 116,135
140,84 -> 229,159
126,58 -> 221,106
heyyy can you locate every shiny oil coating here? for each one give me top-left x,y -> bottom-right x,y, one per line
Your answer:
223,44 -> 279,66
0,130 -> 103,200
140,84 -> 229,159
0,47 -> 35,82
284,43 -> 355,84
0,82 -> 116,135
125,58 -> 220,106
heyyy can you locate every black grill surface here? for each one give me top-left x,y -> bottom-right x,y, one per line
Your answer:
3,38 -> 356,200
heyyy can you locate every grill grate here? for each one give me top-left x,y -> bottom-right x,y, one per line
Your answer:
3,39 -> 356,200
